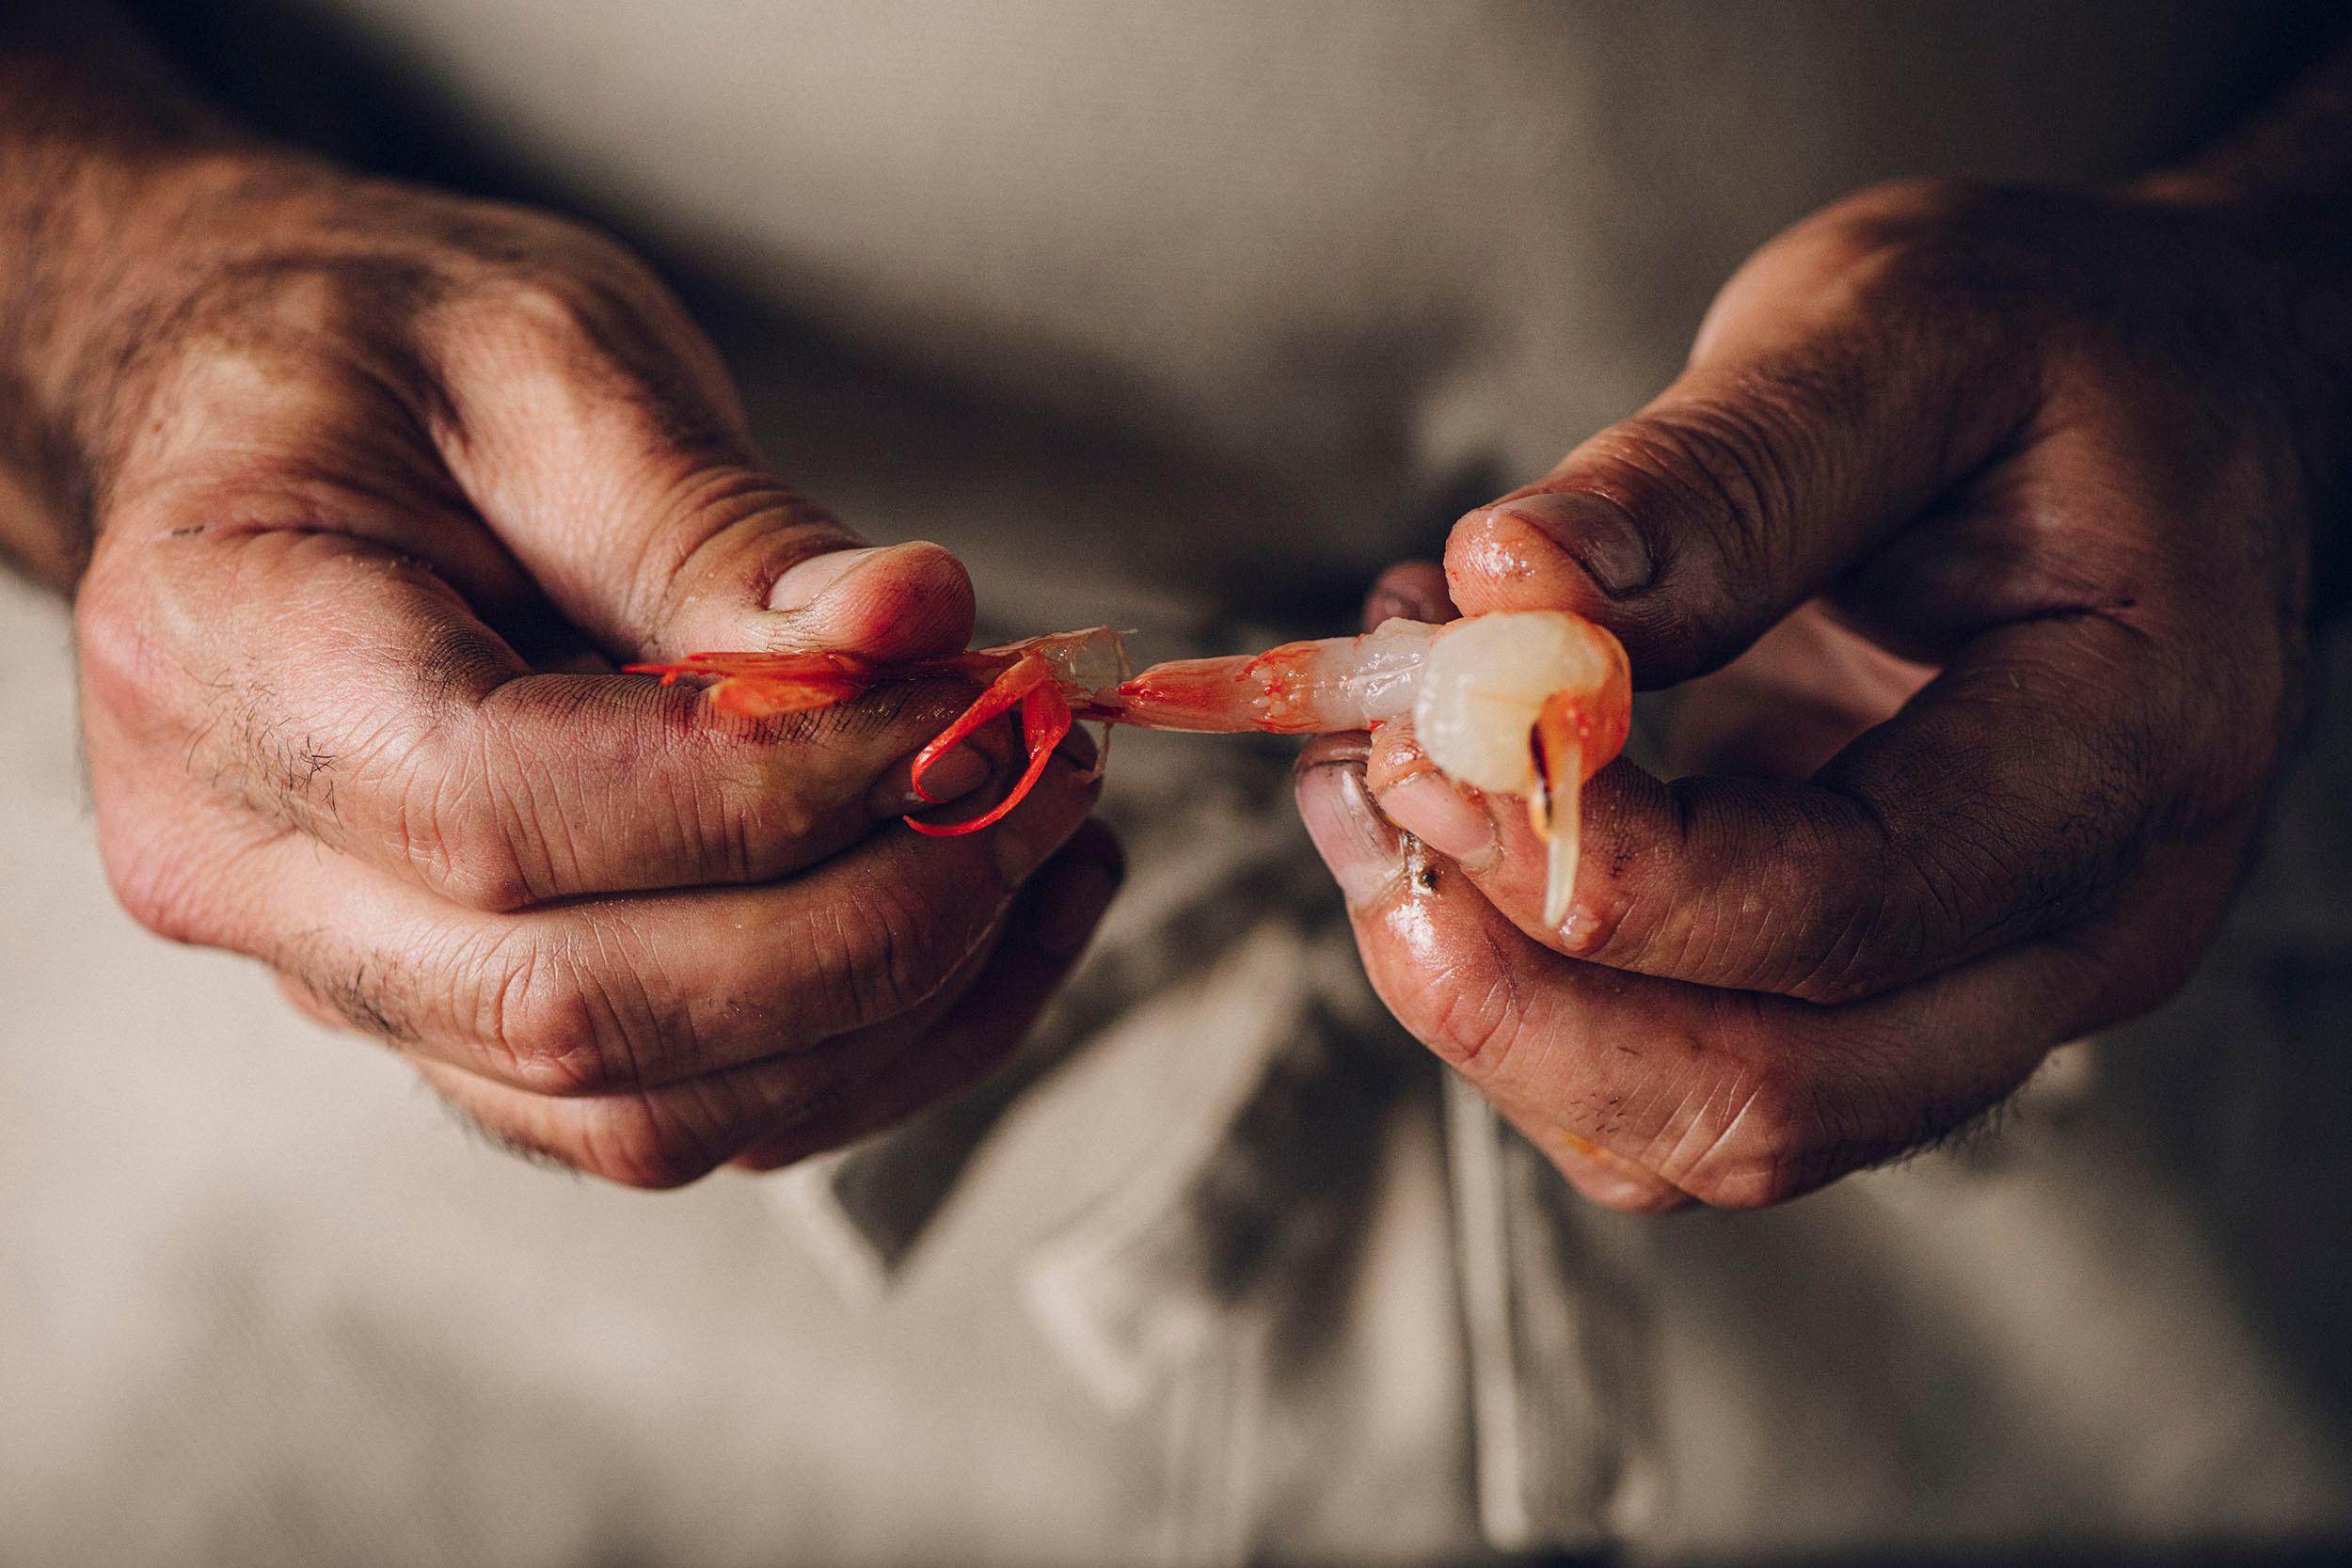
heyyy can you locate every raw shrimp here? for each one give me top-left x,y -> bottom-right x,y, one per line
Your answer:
1114,613 -> 1630,923
628,610 -> 1629,925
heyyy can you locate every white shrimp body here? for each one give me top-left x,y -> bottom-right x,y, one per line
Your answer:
1107,610 -> 1630,926
1106,611 -> 1625,770
1407,611 -> 1626,796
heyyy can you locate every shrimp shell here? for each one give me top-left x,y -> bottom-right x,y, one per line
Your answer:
630,610 -> 1629,922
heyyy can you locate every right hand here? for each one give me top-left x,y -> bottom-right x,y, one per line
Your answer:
66,154 -> 1118,1186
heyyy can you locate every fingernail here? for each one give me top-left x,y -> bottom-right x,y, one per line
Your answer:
767,546 -> 883,611
1296,760 -> 1405,909
1378,774 -> 1498,870
1487,493 -> 1653,597
1034,846 -> 1123,959
871,741 -> 992,816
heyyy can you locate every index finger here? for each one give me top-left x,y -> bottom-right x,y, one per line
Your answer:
94,523 -> 1006,911
1302,743 -> 2093,1208
1375,609 -> 2186,1005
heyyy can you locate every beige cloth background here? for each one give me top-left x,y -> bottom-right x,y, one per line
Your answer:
8,3 -> 2352,1562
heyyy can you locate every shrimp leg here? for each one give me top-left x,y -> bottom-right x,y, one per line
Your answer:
906,654 -> 1073,836
1532,690 -> 1587,929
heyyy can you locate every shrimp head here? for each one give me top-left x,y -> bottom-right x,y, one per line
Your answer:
1412,611 -> 1630,927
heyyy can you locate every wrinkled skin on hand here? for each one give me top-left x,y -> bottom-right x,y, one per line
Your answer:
69,158 -> 1119,1186
1303,179 -> 2340,1212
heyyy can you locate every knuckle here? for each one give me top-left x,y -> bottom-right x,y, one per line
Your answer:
1412,968 -> 1522,1085
99,830 -> 210,945
469,934 -> 658,1098
453,230 -> 647,355
481,272 -> 615,358
1776,791 -> 1963,1004
577,1093 -> 724,1190
1669,1064 -> 1830,1211
626,468 -> 843,642
403,742 -> 544,912
805,878 -> 970,1028
1807,177 -> 2028,295
437,222 -> 730,419
434,842 -> 538,914
72,572 -> 163,718
1645,402 -> 1793,569
651,721 -> 828,884
710,782 -> 815,883
1587,406 -> 1795,663
1758,176 -> 1983,282
1644,1006 -> 1851,1210
1780,859 -> 1912,1006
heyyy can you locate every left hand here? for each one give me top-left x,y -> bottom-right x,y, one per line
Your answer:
1298,178 -> 2343,1211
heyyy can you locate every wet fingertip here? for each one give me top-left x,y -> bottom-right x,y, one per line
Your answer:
1296,757 -> 1406,910
1446,493 -> 1650,617
1377,773 -> 1498,871
764,541 -> 976,657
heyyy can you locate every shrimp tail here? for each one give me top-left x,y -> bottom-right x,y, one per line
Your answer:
905,654 -> 1072,836
1531,689 -> 1586,930
1109,655 -> 1263,732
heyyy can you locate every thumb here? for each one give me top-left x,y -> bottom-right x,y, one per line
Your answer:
429,266 -> 975,663
493,458 -> 975,666
1445,271 -> 2025,686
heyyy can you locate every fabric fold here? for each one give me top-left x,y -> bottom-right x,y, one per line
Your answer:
1445,1075 -> 1658,1551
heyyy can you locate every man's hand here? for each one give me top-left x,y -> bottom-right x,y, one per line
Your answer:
1301,172 -> 2347,1212
16,135 -> 1115,1184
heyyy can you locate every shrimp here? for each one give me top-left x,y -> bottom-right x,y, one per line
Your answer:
628,610 -> 1629,926
1113,613 -> 1630,923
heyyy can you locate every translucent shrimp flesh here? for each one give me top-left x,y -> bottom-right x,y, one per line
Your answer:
628,610 -> 1630,926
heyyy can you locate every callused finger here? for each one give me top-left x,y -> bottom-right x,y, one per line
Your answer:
87,524 -> 1007,911
1301,742 -> 2081,1208
1443,186 -> 2035,686
405,822 -> 1122,1186
421,255 -> 977,664
1376,611 -> 2178,1006
732,821 -> 1123,1170
248,744 -> 1101,1096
